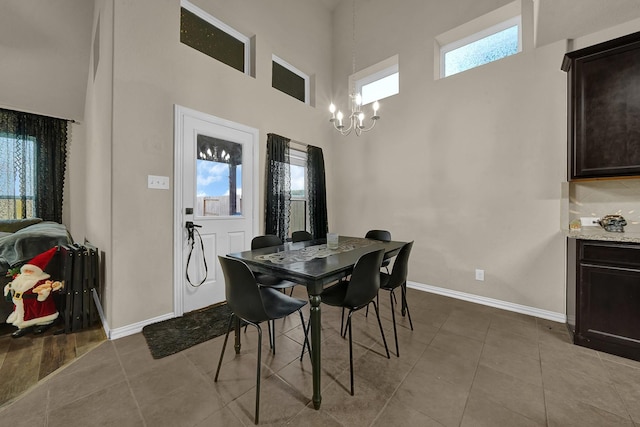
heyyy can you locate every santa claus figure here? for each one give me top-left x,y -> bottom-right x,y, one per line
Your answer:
3,247 -> 63,338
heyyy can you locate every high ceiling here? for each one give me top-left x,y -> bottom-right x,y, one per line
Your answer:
2,0 -> 640,120
534,0 -> 640,47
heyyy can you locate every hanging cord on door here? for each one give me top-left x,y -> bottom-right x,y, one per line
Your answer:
185,221 -> 208,287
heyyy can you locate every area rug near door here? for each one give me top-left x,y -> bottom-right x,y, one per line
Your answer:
142,303 -> 233,359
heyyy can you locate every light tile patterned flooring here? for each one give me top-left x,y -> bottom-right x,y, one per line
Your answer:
1,287 -> 640,426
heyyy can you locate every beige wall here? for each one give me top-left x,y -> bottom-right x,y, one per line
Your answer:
0,1 -> 92,122
329,0 -> 639,315
81,0 -> 115,322
4,0 -> 640,333
101,0 -> 335,330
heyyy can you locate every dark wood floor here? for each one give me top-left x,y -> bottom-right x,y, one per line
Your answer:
0,320 -> 106,408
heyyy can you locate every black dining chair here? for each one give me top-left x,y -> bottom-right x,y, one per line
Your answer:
251,235 -> 296,291
291,230 -> 313,242
251,235 -> 299,350
362,230 -> 392,322
319,249 -> 390,396
215,256 -> 310,425
365,229 -> 392,273
379,241 -> 414,357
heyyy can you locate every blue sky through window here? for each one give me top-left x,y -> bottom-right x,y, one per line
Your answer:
0,135 -> 36,197
444,25 -> 519,77
196,159 -> 242,197
291,164 -> 304,197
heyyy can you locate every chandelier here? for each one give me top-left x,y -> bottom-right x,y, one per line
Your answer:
328,0 -> 380,136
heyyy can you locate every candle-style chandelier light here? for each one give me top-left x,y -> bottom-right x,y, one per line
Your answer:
328,0 -> 380,136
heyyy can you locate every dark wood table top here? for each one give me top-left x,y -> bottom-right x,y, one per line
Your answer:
227,236 -> 405,295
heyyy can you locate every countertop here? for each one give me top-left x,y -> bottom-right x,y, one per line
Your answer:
566,227 -> 640,244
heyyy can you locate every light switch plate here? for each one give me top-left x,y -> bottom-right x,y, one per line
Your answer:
148,175 -> 170,190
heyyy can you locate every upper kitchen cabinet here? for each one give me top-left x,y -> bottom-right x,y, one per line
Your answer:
562,31 -> 640,180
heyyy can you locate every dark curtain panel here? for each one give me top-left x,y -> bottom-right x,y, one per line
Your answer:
0,108 -> 68,222
265,133 -> 291,242
307,145 -> 328,239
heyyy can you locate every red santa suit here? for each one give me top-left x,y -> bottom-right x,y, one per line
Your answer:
4,247 -> 61,330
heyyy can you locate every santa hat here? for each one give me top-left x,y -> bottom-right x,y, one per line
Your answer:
23,247 -> 58,275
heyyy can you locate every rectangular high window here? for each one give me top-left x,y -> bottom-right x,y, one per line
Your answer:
436,1 -> 522,79
180,0 -> 250,74
352,55 -> 399,106
272,55 -> 309,104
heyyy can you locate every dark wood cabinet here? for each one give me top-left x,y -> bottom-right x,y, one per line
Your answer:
562,31 -> 640,180
567,238 -> 640,361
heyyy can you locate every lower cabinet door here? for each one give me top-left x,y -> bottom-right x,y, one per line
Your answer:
578,264 -> 640,360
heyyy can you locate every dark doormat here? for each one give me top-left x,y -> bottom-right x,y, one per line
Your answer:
142,303 -> 233,359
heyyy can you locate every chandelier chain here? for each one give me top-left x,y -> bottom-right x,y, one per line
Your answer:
328,0 -> 381,136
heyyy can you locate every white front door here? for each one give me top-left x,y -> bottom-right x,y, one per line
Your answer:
174,105 -> 257,315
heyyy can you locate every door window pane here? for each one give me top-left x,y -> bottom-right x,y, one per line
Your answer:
196,135 -> 242,217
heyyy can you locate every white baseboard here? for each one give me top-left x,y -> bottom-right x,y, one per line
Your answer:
108,312 -> 175,340
407,281 -> 566,323
91,289 -> 110,338
99,281 -> 566,341
91,289 -> 176,340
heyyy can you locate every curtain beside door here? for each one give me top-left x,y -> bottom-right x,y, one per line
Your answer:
265,133 -> 291,242
307,145 -> 328,240
265,133 -> 327,242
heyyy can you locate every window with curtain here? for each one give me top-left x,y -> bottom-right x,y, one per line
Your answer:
0,108 -> 68,222
265,133 -> 327,242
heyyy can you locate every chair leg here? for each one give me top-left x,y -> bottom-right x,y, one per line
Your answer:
401,284 -> 413,331
340,307 -> 346,337
214,314 -> 234,382
298,310 -> 312,363
269,320 -> 276,354
372,300 -> 390,359
255,322 -> 262,424
401,282 -> 407,317
389,290 -> 399,357
365,295 -> 378,318
215,315 -> 262,424
347,311 -> 355,396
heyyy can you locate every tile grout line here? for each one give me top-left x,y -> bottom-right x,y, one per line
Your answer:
112,339 -> 148,427
535,317 -> 551,427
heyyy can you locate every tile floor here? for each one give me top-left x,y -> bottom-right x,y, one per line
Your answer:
1,287 -> 640,426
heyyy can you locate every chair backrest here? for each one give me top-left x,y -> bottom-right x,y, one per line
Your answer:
365,229 -> 391,242
218,256 -> 269,323
344,249 -> 384,308
387,241 -> 414,289
291,230 -> 313,242
251,234 -> 282,250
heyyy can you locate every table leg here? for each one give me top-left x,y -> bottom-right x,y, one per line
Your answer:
234,315 -> 241,354
310,294 -> 322,409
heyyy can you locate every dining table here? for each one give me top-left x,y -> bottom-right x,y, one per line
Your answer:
226,235 -> 405,410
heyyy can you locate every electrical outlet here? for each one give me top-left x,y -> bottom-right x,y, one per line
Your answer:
580,217 -> 600,226
475,269 -> 484,281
